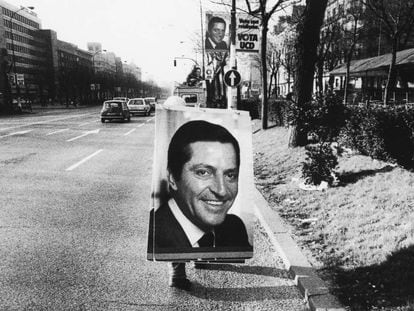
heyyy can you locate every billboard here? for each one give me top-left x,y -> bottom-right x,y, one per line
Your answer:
236,15 -> 260,53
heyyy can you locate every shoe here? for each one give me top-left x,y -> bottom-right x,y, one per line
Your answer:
169,278 -> 191,291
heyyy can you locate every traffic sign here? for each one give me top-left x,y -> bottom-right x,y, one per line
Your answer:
224,69 -> 241,87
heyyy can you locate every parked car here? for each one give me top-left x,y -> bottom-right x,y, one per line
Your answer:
144,97 -> 158,112
127,98 -> 151,116
101,100 -> 131,122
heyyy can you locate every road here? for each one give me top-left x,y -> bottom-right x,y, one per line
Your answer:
0,107 -> 306,310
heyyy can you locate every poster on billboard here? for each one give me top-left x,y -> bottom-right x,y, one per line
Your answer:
147,105 -> 255,262
236,15 -> 260,53
205,12 -> 230,52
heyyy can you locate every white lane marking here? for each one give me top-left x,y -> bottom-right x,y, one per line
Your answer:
78,121 -> 95,127
136,123 -> 145,128
65,149 -> 103,171
46,128 -> 69,136
0,130 -> 33,139
66,129 -> 100,142
124,128 -> 136,136
146,117 -> 154,123
0,113 -> 96,131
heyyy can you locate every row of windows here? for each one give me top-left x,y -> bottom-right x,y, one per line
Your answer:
5,30 -> 52,51
59,52 -> 92,67
13,54 -> 47,68
2,7 -> 39,29
6,43 -> 46,63
3,19 -> 35,36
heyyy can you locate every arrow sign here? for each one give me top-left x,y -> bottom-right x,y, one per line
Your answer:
224,69 -> 241,87
67,129 -> 100,142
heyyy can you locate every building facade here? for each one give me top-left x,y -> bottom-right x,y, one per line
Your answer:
0,0 -> 46,101
0,0 -> 148,109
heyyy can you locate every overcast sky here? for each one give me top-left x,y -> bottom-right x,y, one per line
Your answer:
17,0 -> 229,86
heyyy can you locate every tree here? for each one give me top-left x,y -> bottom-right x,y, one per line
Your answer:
340,1 -> 364,104
315,19 -> 341,95
212,0 -> 294,128
289,0 -> 328,147
267,47 -> 281,97
363,0 -> 414,104
244,0 -> 294,129
251,39 -> 281,98
278,26 -> 296,95
0,48 -> 12,112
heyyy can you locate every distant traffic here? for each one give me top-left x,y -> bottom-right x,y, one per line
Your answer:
100,97 -> 158,123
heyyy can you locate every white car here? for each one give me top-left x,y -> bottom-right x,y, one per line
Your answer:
113,97 -> 129,103
127,98 -> 151,116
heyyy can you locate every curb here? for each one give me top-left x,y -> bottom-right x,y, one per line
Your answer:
253,188 -> 347,311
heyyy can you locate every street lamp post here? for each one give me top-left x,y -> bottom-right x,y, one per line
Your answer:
173,56 -> 199,67
9,6 -> 34,100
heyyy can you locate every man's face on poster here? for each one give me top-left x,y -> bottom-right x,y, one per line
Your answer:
170,141 -> 239,232
209,22 -> 226,44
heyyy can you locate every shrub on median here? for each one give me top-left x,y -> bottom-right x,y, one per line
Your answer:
339,104 -> 414,169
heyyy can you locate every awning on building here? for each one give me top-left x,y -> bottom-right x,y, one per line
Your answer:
329,47 -> 414,77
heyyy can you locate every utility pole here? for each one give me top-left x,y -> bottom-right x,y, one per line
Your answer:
227,0 -> 237,110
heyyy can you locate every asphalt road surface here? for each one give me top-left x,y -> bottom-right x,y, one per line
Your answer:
0,107 -> 306,310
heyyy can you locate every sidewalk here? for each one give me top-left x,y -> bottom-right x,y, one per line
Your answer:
251,120 -> 346,311
31,102 -> 94,110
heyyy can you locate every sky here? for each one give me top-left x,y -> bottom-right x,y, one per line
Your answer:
16,0 -> 229,87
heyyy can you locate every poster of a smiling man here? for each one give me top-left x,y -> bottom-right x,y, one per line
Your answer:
147,106 -> 254,262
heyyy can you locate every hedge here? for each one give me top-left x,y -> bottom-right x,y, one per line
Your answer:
339,104 -> 414,169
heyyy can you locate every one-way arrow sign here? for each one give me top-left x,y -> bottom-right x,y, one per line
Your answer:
224,69 -> 241,87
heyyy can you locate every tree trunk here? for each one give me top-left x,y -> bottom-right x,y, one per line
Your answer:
316,59 -> 324,95
287,124 -> 298,147
290,0 -> 328,147
343,52 -> 352,105
261,20 -> 269,130
268,69 -> 274,98
384,37 -> 398,105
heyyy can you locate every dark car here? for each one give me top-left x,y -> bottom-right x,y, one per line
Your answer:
100,100 -> 131,123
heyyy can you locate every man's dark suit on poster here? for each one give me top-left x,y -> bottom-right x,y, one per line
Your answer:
205,37 -> 228,50
147,202 -> 251,253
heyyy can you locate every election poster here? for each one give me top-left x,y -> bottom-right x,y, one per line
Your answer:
147,105 -> 255,262
204,12 -> 230,53
236,14 -> 260,53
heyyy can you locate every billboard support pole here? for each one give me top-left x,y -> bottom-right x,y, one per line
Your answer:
199,0 -> 205,79
227,0 -> 237,110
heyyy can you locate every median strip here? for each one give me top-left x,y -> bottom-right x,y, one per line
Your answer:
65,149 -> 103,171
